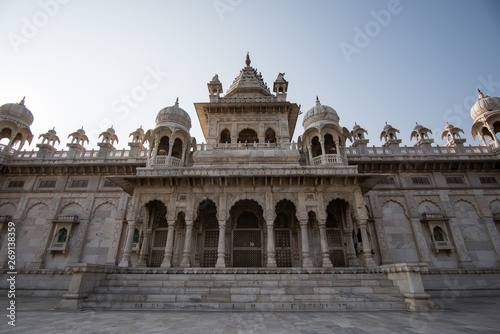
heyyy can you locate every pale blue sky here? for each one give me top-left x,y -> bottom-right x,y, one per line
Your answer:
1,0 -> 499,149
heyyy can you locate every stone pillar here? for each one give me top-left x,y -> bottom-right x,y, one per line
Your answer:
180,221 -> 193,267
334,138 -> 342,162
358,220 -> 376,267
299,219 -> 313,267
216,221 -> 226,267
409,217 -> 433,265
181,146 -> 187,166
448,218 -> 475,268
266,221 -> 277,267
161,221 -> 176,268
318,220 -> 333,268
307,145 -> 313,165
344,213 -> 360,266
319,139 -> 326,155
343,230 -> 359,267
136,229 -> 151,267
485,121 -> 500,147
118,220 -> 137,267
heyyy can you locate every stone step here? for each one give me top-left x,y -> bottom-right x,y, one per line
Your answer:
82,300 -> 409,311
98,279 -> 395,288
87,291 -> 404,303
92,285 -> 400,296
83,272 -> 408,311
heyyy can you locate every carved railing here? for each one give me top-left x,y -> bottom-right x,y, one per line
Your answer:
311,154 -> 347,166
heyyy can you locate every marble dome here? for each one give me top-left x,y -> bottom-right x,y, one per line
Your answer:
0,97 -> 34,127
302,97 -> 339,129
155,98 -> 191,131
470,90 -> 500,120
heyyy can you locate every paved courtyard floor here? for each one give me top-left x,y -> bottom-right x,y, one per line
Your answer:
0,295 -> 499,333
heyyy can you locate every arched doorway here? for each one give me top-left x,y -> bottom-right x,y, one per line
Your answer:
145,200 -> 168,267
326,199 -> 348,267
274,199 -> 299,267
194,199 -> 219,267
230,200 -> 264,267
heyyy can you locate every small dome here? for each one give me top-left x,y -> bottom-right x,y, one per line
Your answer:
155,98 -> 191,131
470,89 -> 500,120
0,97 -> 34,127
303,96 -> 339,129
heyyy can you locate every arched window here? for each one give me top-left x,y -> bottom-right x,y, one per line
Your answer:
220,129 -> 231,143
324,134 -> 336,154
265,128 -> 276,144
133,228 -> 140,244
311,136 -> 321,157
57,228 -> 68,243
172,138 -> 183,158
157,136 -> 169,155
238,129 -> 258,143
433,227 -> 445,242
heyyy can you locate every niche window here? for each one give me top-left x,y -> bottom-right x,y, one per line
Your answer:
49,215 -> 79,256
421,213 -> 453,255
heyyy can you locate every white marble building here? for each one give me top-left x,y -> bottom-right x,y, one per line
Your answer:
1,54 -> 499,311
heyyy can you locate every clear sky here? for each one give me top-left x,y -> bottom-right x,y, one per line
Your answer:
1,0 -> 499,150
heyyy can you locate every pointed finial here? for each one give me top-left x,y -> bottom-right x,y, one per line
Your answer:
477,88 -> 485,99
245,52 -> 251,66
175,97 -> 179,105
19,96 -> 26,105
316,95 -> 320,104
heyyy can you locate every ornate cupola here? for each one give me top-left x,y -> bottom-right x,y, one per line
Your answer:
470,89 -> 500,148
36,128 -> 60,159
66,127 -> 89,159
300,96 -> 350,165
410,123 -> 434,154
441,122 -> 466,153
98,126 -> 119,158
0,97 -> 34,153
143,98 -> 194,167
350,123 -> 369,154
380,122 -> 401,153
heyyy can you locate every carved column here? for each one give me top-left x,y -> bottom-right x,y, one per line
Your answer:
318,219 -> 333,268
343,230 -> 359,266
180,220 -> 193,267
136,229 -> 151,267
119,220 -> 137,267
266,221 -> 277,267
180,146 -> 187,166
216,221 -> 226,267
307,145 -> 313,164
334,138 -> 341,162
449,218 -> 475,268
344,213 -> 359,266
299,219 -> 313,267
358,220 -> 376,267
161,220 -> 176,267
409,217 -> 433,265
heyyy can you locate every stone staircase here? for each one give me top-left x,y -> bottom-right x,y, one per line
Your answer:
82,268 -> 410,311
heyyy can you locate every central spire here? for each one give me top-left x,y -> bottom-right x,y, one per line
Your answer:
245,52 -> 251,66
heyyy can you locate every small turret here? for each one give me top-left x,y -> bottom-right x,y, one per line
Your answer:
273,72 -> 288,102
207,74 -> 223,103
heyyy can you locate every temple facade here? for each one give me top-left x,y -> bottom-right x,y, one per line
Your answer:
1,54 -> 499,311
